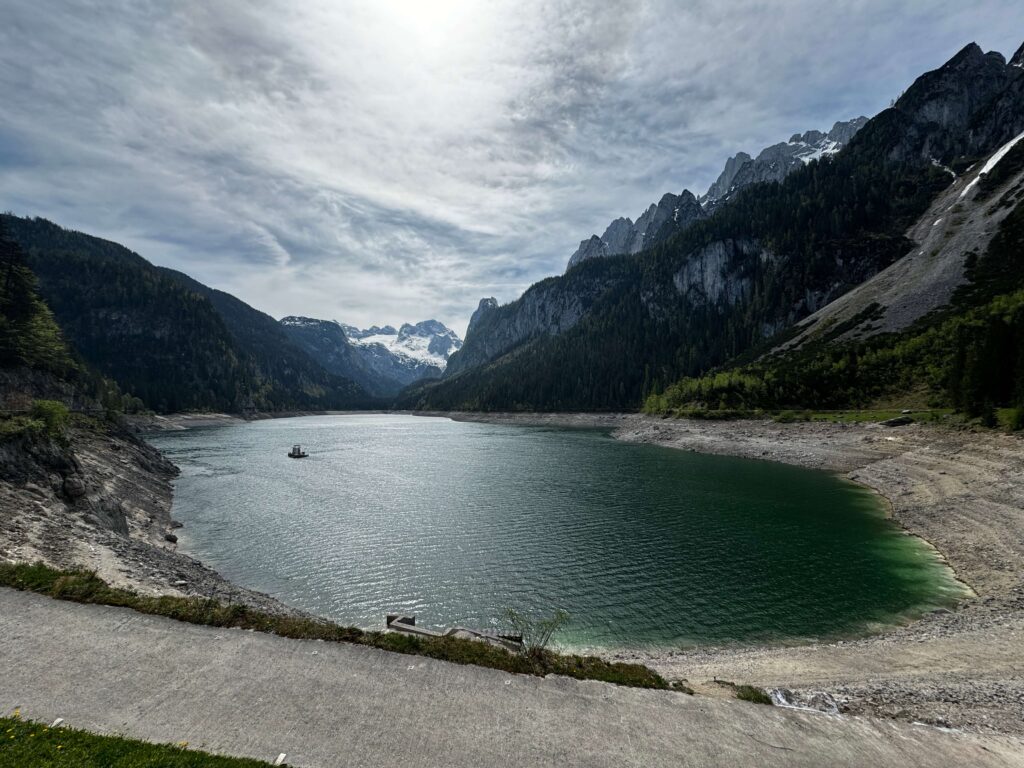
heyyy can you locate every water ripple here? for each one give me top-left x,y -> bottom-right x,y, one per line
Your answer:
151,414 -> 965,651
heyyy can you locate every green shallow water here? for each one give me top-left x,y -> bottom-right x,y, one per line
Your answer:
149,414 -> 966,651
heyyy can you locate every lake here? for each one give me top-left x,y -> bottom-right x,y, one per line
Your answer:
149,414 -> 965,651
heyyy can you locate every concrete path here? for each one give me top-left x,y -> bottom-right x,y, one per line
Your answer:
1,588 -> 1022,767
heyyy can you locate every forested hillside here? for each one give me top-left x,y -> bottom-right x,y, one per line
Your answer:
159,268 -> 375,410
0,221 -> 138,414
2,215 -> 372,413
647,194 -> 1024,421
403,42 -> 1024,413
0,221 -> 72,378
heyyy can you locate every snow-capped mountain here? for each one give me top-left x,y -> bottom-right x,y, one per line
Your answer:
701,117 -> 869,207
280,316 -> 462,398
564,117 -> 868,272
340,320 -> 462,369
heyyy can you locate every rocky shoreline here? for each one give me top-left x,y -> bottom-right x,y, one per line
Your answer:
446,412 -> 1024,736
3,410 -> 1022,736
0,418 -> 294,614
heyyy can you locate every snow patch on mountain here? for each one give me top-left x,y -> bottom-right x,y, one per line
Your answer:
280,316 -> 462,398
958,128 -> 1024,199
342,320 -> 462,370
562,118 -> 868,273
701,118 -> 869,207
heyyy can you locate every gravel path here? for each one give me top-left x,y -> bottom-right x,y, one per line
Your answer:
2,587 -> 1022,768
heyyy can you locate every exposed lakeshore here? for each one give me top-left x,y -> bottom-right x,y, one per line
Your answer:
444,412 -> 1024,734
2,411 -> 1022,736
0,418 -> 296,614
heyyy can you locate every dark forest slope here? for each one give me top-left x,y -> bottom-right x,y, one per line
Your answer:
3,215 -> 371,412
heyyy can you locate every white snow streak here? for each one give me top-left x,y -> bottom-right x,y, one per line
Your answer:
958,129 -> 1024,200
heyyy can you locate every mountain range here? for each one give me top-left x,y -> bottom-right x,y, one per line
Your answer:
281,317 -> 461,398
3,39 -> 1023,425
403,40 -> 1024,418
565,117 -> 868,272
0,215 -> 459,412
700,117 -> 869,207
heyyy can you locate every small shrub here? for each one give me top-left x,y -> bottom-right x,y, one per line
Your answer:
506,607 -> 569,657
1007,407 -> 1024,432
734,684 -> 773,705
30,399 -> 69,439
669,680 -> 695,694
773,410 -> 808,423
978,403 -> 999,428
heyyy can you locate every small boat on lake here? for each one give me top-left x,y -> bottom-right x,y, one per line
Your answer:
287,444 -> 308,458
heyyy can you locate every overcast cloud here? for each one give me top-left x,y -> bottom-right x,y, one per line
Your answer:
1,1 -> 1021,334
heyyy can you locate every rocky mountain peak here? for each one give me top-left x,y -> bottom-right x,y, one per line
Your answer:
468,297 -> 499,334
704,152 -> 751,203
400,319 -> 447,337
889,40 -> 1024,159
280,315 -> 337,329
398,319 -> 462,358
790,129 -> 825,145
701,117 -> 868,208
1012,41 -> 1024,69
566,188 -> 706,271
281,315 -> 463,398
943,42 -> 986,70
827,119 -> 867,144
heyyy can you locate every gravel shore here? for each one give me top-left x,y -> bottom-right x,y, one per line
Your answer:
446,412 -> 1024,735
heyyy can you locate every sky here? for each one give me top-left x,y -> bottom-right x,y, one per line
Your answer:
1,2 -> 1022,336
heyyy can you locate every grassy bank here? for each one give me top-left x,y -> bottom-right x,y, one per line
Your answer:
0,562 -> 667,690
0,712 -> 276,767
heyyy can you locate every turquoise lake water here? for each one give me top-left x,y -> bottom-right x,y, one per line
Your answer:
149,414 -> 965,651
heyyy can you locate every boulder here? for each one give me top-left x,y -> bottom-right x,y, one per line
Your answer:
807,691 -> 841,714
62,476 -> 87,498
880,416 -> 914,427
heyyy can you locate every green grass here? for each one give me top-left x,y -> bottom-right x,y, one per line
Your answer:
996,407 -> 1024,431
0,562 -> 667,691
0,400 -> 74,443
0,415 -> 45,440
0,712 -> 276,767
733,685 -> 773,705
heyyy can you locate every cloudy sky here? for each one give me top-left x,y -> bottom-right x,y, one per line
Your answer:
2,1 -> 1021,335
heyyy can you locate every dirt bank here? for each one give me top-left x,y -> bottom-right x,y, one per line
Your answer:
447,412 -> 1024,735
0,419 -> 294,614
